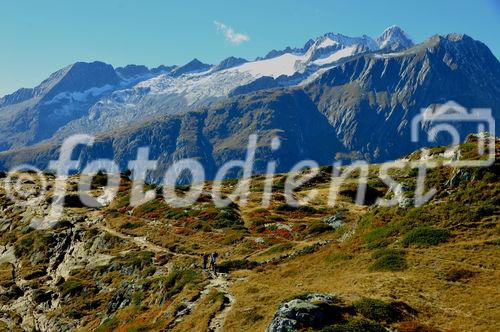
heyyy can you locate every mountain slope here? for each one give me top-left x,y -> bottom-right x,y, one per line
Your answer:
0,89 -> 344,180
306,33 -> 500,160
0,28 -> 402,153
0,30 -> 499,179
0,138 -> 498,331
0,62 -> 121,150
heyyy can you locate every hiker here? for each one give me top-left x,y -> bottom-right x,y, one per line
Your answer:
201,253 -> 208,270
210,252 -> 218,275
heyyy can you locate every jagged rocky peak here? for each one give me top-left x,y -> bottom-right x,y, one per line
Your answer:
171,58 -> 212,76
260,32 -> 378,63
214,56 -> 248,71
322,32 -> 378,51
414,32 -> 495,61
0,61 -> 120,106
151,64 -> 177,75
376,25 -> 414,51
116,64 -> 150,79
38,61 -> 120,101
0,87 -> 35,108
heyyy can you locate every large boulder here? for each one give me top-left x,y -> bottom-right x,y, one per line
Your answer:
266,293 -> 340,332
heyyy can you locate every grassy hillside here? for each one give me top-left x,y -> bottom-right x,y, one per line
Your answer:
0,137 -> 498,331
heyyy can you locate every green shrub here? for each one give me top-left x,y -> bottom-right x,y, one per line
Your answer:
369,249 -> 407,272
243,310 -> 264,324
132,290 -> 145,306
308,220 -> 334,235
218,259 -> 258,273
206,290 -> 226,303
90,171 -> 110,189
322,318 -> 386,332
402,227 -> 450,247
53,220 -> 73,230
114,251 -> 154,271
113,194 -> 130,209
222,229 -> 248,245
213,206 -> 244,228
275,204 -> 317,214
120,221 -> 142,230
272,176 -> 287,191
32,288 -> 52,304
352,298 -> 401,322
194,205 -> 244,229
132,199 -> 166,216
164,269 -> 202,298
67,309 -> 82,319
363,224 -> 401,249
63,194 -> 86,208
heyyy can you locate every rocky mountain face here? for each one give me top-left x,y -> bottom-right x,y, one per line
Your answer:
0,62 -> 122,151
0,28 -> 499,180
306,33 -> 500,161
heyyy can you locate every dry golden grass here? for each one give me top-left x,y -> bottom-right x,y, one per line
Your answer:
224,234 -> 500,332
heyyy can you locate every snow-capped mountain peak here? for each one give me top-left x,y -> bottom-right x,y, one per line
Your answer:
317,37 -> 340,49
376,25 -> 414,51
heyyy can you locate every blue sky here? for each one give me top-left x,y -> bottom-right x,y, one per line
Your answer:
1,0 -> 499,97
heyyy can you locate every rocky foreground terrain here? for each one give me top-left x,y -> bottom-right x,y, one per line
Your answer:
0,137 -> 499,331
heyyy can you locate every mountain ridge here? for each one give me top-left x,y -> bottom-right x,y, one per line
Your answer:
0,29 -> 499,180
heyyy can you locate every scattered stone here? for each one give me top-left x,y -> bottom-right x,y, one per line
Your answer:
323,214 -> 344,230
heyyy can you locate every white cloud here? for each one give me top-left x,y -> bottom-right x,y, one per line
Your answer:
214,21 -> 250,45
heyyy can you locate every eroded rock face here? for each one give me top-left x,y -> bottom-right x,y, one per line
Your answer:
107,281 -> 135,315
266,293 -> 339,332
446,168 -> 473,188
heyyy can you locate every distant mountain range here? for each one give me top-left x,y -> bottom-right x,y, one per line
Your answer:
0,26 -> 499,179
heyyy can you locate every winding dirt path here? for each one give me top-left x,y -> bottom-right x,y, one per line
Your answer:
92,217 -> 238,331
95,223 -> 197,258
205,273 -> 235,332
